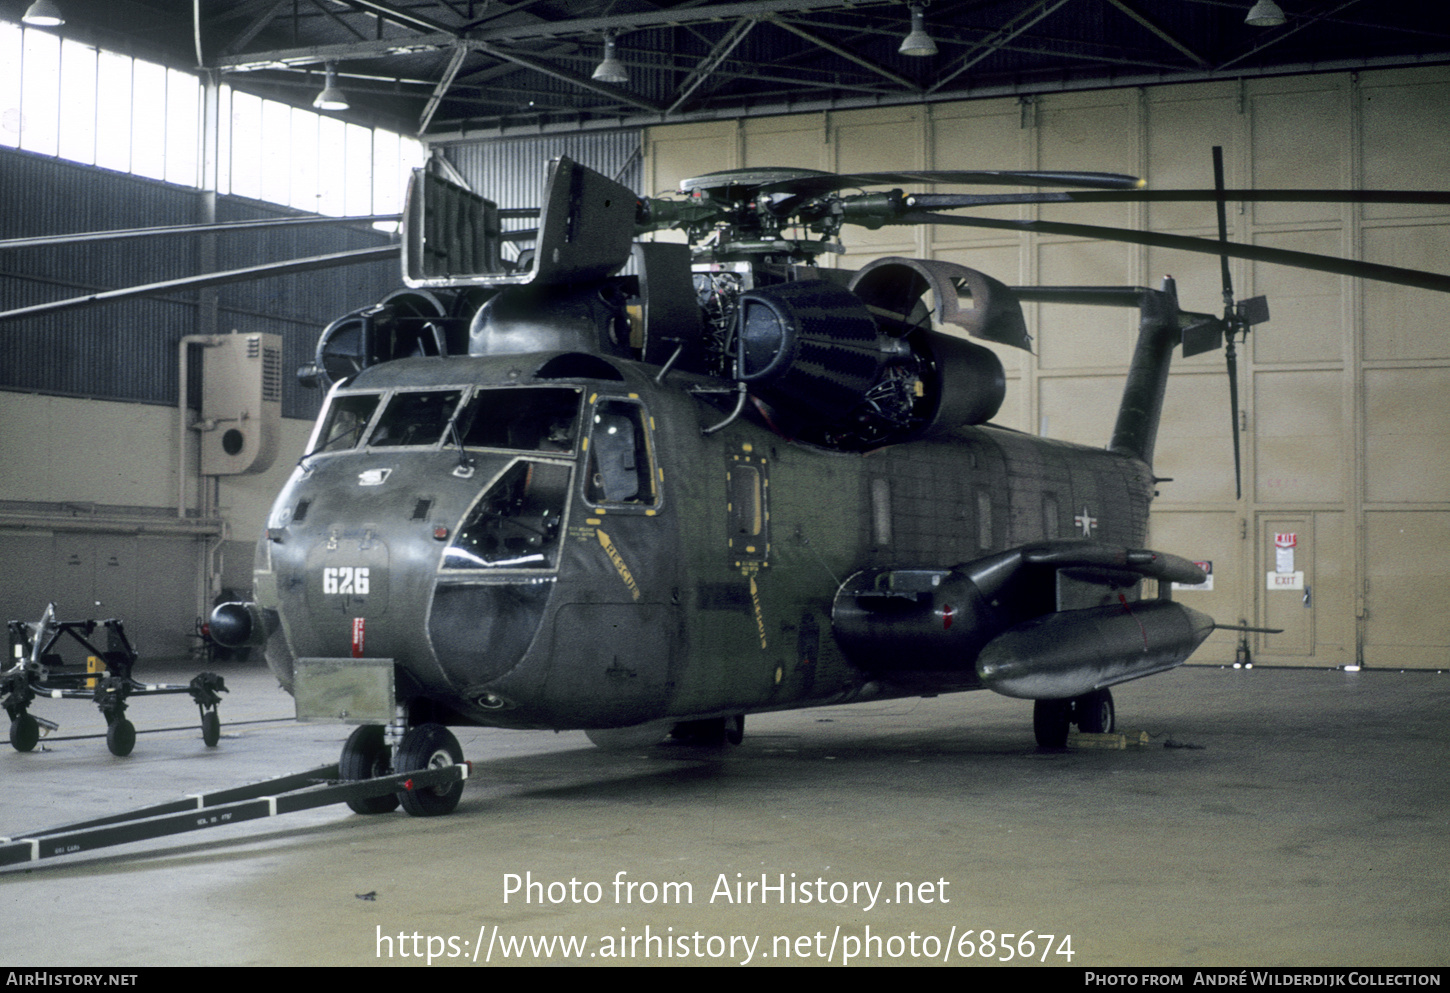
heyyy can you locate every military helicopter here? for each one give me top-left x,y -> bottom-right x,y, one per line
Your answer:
203,153 -> 1450,817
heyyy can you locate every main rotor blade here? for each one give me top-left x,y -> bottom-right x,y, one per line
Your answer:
900,189 -> 1450,210
0,246 -> 400,323
904,213 -> 1450,294
0,215 -> 402,251
757,169 -> 1145,198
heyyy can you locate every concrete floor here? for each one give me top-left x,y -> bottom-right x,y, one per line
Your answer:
0,658 -> 1445,968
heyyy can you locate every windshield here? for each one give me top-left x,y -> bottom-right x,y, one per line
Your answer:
311,393 -> 382,454
456,387 -> 582,453
368,390 -> 464,448
308,386 -> 584,456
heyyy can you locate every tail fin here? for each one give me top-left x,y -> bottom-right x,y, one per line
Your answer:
1014,277 -> 1221,467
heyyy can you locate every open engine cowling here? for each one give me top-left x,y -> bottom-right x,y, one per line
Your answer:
731,269 -> 1012,448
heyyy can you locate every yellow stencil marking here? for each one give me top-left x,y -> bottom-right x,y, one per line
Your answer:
749,575 -> 768,649
596,529 -> 641,601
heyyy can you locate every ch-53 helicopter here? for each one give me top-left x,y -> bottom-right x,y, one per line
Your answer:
203,151 -> 1450,817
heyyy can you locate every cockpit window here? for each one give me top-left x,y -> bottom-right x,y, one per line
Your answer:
585,398 -> 657,507
444,460 -> 571,569
367,390 -> 464,448
456,387 -> 582,453
311,393 -> 382,454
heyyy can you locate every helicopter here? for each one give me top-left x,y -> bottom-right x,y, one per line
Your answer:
202,152 -> 1450,817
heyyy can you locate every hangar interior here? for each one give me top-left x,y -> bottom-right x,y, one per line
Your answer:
0,0 -> 1445,670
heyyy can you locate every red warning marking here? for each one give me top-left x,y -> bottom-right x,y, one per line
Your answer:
351,617 -> 365,658
942,604 -> 954,630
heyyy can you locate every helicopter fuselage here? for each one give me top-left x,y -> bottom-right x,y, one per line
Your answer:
253,349 -> 1158,732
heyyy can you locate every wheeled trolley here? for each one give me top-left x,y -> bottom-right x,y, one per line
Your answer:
4,603 -> 227,756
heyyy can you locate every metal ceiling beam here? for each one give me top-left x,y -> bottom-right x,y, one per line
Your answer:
219,32 -> 457,69
474,42 -> 668,113
222,0 -> 290,57
217,0 -> 897,67
467,0 -> 896,43
423,47 -> 1450,139
667,18 -> 759,114
306,0 -> 370,42
927,0 -> 1077,95
1102,0 -> 1210,68
419,43 -> 470,132
769,15 -> 920,92
333,0 -> 462,36
1217,0 -> 1367,72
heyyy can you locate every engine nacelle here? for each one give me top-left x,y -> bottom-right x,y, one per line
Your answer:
731,275 -> 1008,448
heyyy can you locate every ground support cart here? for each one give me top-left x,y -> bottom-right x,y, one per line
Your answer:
3,603 -> 228,756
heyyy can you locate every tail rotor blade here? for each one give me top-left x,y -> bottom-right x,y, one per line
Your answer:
1227,338 -> 1243,501
1214,146 -> 1244,501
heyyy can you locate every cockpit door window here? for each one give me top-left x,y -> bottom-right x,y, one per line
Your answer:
444,459 -> 571,570
584,397 -> 659,509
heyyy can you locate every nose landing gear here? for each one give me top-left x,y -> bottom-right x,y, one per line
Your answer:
338,721 -> 466,817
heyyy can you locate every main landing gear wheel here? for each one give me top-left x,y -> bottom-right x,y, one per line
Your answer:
669,715 -> 746,746
340,724 -> 400,815
1033,699 -> 1072,750
106,718 -> 136,757
1073,688 -> 1115,734
201,710 -> 221,747
10,713 -> 39,753
394,723 -> 465,817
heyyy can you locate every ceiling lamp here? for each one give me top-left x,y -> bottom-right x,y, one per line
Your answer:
313,62 -> 349,111
592,32 -> 628,84
1245,0 -> 1287,26
899,3 -> 938,57
21,1 -> 65,27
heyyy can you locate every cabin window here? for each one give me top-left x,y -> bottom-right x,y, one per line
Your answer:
730,466 -> 763,538
456,387 -> 582,453
585,398 -> 657,507
727,455 -> 770,564
310,393 -> 382,453
1043,493 -> 1060,538
444,460 -> 570,570
870,477 -> 892,546
367,390 -> 464,447
976,489 -> 994,550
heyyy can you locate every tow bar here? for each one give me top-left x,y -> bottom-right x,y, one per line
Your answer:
0,760 -> 470,867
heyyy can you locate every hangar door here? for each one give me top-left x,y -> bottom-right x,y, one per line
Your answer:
0,531 -> 201,663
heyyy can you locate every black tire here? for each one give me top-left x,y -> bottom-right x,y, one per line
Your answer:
201,710 -> 221,747
724,714 -> 745,746
1073,688 -> 1115,734
394,724 -> 464,817
107,718 -> 136,757
670,718 -> 727,745
1033,698 -> 1071,749
10,713 -> 39,753
341,724 -> 400,815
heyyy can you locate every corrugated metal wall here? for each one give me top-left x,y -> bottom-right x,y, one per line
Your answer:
0,146 -> 402,420
437,129 -> 643,209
